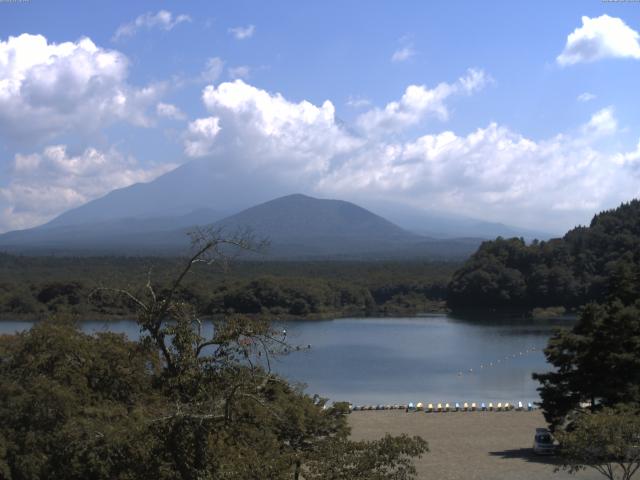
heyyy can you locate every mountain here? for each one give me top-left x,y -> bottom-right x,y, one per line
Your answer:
209,194 -> 477,258
23,158 -> 543,239
0,208 -> 225,254
43,158 -> 282,228
368,202 -> 554,241
0,155 -> 545,258
0,193 -> 482,259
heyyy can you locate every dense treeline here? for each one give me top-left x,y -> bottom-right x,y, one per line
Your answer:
448,200 -> 640,310
0,255 -> 456,319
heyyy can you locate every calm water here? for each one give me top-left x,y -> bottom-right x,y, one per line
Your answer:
0,315 -> 573,405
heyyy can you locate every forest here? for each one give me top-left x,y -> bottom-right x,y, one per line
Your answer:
448,200 -> 640,311
0,254 -> 456,320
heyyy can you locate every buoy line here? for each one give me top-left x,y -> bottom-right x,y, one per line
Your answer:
350,400 -> 536,412
456,345 -> 539,377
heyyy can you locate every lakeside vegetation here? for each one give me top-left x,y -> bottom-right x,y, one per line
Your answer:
448,200 -> 640,311
0,254 -> 455,320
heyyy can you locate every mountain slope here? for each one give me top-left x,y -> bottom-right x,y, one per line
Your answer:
0,208 -> 224,254
368,201 -> 554,240
43,158 -> 285,228
17,157 -> 542,239
0,193 -> 482,259
208,194 -> 431,258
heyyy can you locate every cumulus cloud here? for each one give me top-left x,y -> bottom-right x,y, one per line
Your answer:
557,15 -> 640,66
0,33 -> 163,145
582,107 -> 617,137
179,76 -> 640,232
0,145 -> 175,231
184,79 -> 361,183
228,25 -> 255,40
317,114 -> 638,231
183,117 -> 221,157
156,102 -> 185,120
228,65 -> 250,79
356,68 -> 490,135
113,10 -> 191,41
391,45 -> 415,63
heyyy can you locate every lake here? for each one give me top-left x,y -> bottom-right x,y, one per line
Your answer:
0,314 -> 573,405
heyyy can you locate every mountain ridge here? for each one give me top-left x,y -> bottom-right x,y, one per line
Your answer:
0,193 -> 482,259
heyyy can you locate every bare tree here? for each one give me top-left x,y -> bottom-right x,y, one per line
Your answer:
91,227 -> 287,422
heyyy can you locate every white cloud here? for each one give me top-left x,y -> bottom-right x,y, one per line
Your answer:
228,65 -> 250,79
0,33 -> 163,145
156,102 -> 185,120
113,10 -> 191,41
577,92 -> 596,102
613,140 -> 640,166
391,45 -> 415,63
179,76 -> 640,232
356,68 -> 490,135
317,113 -> 639,231
184,117 -> 221,157
199,57 -> 224,83
184,79 -> 361,181
0,145 -> 175,231
582,107 -> 617,137
228,25 -> 255,40
557,15 -> 640,66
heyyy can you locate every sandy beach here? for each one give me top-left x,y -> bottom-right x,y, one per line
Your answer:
349,410 -> 603,480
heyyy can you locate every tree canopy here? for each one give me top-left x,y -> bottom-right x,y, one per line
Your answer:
448,200 -> 640,310
533,300 -> 640,429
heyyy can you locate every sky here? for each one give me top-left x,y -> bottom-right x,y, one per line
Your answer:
1,0 -> 640,234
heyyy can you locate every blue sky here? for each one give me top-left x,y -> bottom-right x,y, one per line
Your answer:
1,0 -> 640,233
